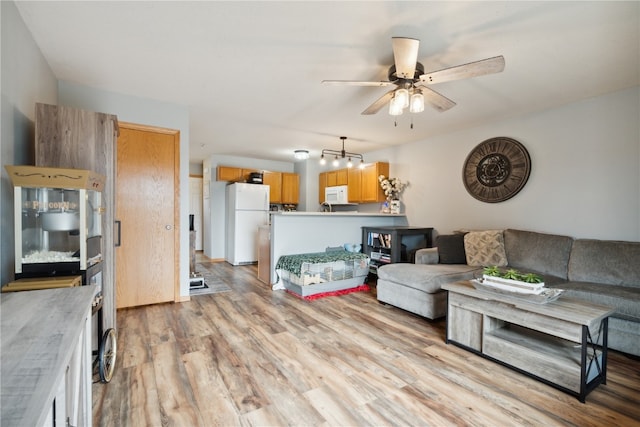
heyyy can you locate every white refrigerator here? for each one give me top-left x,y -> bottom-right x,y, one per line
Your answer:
226,183 -> 270,265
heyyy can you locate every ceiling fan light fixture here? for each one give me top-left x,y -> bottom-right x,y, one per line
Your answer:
395,88 -> 409,109
389,100 -> 403,116
409,92 -> 425,113
294,149 -> 309,160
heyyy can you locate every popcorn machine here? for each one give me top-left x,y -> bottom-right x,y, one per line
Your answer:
5,165 -> 104,291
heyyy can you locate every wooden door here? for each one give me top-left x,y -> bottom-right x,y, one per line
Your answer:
116,123 -> 179,308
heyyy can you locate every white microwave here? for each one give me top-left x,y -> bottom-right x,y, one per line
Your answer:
325,185 -> 349,204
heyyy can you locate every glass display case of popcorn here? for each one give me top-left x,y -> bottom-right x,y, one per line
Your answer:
6,165 -> 104,287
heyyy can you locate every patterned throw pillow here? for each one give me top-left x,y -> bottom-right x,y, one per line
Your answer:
464,230 -> 508,267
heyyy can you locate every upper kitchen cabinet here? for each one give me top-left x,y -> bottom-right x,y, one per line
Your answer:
327,169 -> 348,187
360,162 -> 389,203
217,166 -> 259,182
34,103 -> 119,334
319,169 -> 349,203
319,172 -> 327,204
281,173 -> 300,204
319,162 -> 388,204
264,171 -> 299,204
217,166 -> 243,181
263,171 -> 282,203
347,167 -> 362,203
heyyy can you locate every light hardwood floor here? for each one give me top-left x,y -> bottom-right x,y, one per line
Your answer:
93,260 -> 640,426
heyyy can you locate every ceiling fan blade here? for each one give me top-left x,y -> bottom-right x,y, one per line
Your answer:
416,85 -> 457,112
322,80 -> 395,87
419,55 -> 505,85
361,90 -> 396,115
392,37 -> 420,79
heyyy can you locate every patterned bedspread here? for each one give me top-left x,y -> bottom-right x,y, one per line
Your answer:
276,251 -> 369,276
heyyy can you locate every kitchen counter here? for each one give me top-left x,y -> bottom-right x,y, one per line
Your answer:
271,211 -> 405,217
268,212 -> 408,288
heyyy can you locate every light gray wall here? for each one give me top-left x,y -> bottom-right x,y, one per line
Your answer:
203,155 -> 293,259
1,1 -> 58,286
379,87 -> 640,241
58,81 -> 192,298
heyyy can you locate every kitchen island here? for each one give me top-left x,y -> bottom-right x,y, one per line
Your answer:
268,211 -> 407,288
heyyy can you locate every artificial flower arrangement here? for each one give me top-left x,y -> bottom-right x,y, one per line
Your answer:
378,175 -> 407,201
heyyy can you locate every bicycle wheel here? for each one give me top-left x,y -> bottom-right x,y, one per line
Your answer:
98,328 -> 117,383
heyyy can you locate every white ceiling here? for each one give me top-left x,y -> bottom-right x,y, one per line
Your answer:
15,1 -> 640,163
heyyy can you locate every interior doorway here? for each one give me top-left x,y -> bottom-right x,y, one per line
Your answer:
189,175 -> 203,251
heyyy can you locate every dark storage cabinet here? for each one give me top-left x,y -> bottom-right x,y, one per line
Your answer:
362,226 -> 433,280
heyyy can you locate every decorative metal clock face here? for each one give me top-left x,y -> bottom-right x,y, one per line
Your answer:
463,137 -> 531,203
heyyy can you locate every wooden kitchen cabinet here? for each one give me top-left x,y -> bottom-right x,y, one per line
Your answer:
217,166 -> 243,181
319,162 -> 389,204
281,172 -> 300,204
320,168 -> 349,203
263,171 -> 298,204
360,162 -> 389,203
325,169 -> 348,187
263,171 -> 282,203
217,166 -> 259,182
319,172 -> 326,204
347,167 -> 362,203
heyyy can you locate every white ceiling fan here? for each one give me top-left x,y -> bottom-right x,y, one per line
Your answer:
322,37 -> 505,116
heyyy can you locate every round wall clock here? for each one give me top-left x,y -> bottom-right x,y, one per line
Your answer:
462,137 -> 531,203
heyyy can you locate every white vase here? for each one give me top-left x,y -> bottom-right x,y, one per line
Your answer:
390,199 -> 400,214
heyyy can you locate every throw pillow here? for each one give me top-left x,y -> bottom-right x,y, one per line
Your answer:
436,234 -> 467,264
464,230 -> 508,267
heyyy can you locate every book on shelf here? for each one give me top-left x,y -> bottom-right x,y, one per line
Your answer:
368,232 -> 391,248
370,251 -> 391,263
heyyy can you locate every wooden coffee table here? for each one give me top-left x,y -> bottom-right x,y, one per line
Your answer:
442,281 -> 615,402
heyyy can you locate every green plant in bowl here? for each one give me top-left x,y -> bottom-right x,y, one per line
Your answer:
502,269 -> 522,280
521,272 -> 543,283
483,266 -> 501,277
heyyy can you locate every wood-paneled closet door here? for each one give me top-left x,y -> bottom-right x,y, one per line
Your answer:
116,123 -> 180,308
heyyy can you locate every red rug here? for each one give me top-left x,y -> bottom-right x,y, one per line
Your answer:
286,284 -> 371,301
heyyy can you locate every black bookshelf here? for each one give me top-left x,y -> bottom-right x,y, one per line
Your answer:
362,226 -> 433,282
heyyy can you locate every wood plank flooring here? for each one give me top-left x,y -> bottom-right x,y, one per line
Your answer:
92,260 -> 640,426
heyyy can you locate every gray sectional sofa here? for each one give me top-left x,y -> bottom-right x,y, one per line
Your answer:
376,228 -> 640,357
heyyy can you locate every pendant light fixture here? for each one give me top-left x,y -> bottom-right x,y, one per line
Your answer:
319,136 -> 365,169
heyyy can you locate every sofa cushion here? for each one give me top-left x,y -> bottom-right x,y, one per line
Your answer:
568,239 -> 640,288
555,281 -> 640,321
377,263 -> 481,293
503,229 -> 574,280
436,234 -> 467,264
464,230 -> 507,267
